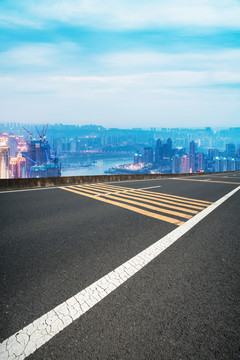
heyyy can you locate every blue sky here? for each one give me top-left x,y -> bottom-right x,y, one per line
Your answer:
0,0 -> 240,128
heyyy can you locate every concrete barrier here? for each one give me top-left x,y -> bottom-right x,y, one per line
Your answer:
0,170 -> 238,191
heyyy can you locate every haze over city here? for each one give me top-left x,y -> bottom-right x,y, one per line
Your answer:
0,0 -> 240,128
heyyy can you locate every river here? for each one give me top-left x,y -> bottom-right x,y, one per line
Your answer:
61,156 -> 133,177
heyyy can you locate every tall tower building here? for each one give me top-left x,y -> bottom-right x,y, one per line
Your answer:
172,156 -> 181,174
9,135 -> 17,157
189,141 -> 195,156
181,155 -> 190,174
10,153 -> 26,178
134,151 -> 143,165
196,153 -> 205,172
0,146 -> 10,179
189,141 -> 196,173
155,139 -> 162,165
143,147 -> 153,164
225,143 -> 235,158
166,138 -> 172,157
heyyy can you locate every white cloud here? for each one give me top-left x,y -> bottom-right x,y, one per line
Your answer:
0,42 -> 81,69
1,84 -> 239,128
1,69 -> 239,100
29,0 -> 240,29
100,50 -> 240,72
1,0 -> 240,29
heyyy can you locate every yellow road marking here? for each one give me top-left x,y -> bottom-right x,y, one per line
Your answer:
72,184 -> 206,210
100,195 -> 192,219
86,183 -> 133,191
70,185 -> 115,196
81,187 -> 208,211
90,184 -> 203,212
69,186 -> 192,219
74,185 -> 114,194
92,183 -> 212,204
60,187 -> 184,226
128,190 -> 207,209
99,191 -> 199,214
174,178 -> 240,185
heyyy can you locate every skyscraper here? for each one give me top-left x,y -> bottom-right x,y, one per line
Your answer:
134,151 -> 143,164
181,155 -> 190,173
155,139 -> 162,165
172,156 -> 181,174
189,141 -> 196,173
0,146 -> 10,179
9,134 -> 17,157
9,153 -> 26,178
143,147 -> 153,164
196,153 -> 205,172
225,143 -> 235,158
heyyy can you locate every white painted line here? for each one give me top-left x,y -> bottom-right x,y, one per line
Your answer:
0,179 -> 165,194
0,187 -> 62,194
105,178 -> 166,185
0,184 -> 162,196
138,185 -> 162,190
1,185 -> 239,360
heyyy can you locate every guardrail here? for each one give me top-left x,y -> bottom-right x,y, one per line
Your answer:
0,170 -> 238,191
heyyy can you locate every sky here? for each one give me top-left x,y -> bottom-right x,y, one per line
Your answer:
0,0 -> 240,128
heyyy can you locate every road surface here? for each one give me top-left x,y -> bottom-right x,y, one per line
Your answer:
1,172 -> 240,359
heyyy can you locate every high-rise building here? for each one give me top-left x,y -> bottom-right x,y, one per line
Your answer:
189,141 -> 195,156
196,153 -> 205,172
208,148 -> 219,159
166,138 -> 172,157
181,155 -> 190,173
134,151 -> 143,164
189,141 -> 196,173
0,146 -> 10,179
155,139 -> 162,165
9,134 -> 18,157
22,137 -> 60,178
225,143 -> 235,158
214,157 -> 221,172
143,147 -> 153,164
172,156 -> 181,174
9,153 -> 26,178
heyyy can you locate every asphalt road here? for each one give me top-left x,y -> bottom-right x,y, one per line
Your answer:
1,172 -> 240,359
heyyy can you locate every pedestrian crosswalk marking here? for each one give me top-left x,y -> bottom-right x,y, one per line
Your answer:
60,183 -> 211,226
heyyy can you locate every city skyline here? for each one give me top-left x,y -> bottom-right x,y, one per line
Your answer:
1,123 -> 239,179
0,1 -> 240,128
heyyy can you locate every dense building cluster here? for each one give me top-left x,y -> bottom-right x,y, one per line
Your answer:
0,123 -> 239,178
0,127 -> 61,179
131,138 -> 240,175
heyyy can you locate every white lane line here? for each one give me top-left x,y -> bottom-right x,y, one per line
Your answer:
138,185 -> 162,190
0,185 -> 239,360
0,187 -> 62,194
0,180 -> 164,194
0,184 -> 161,197
103,178 -> 167,185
